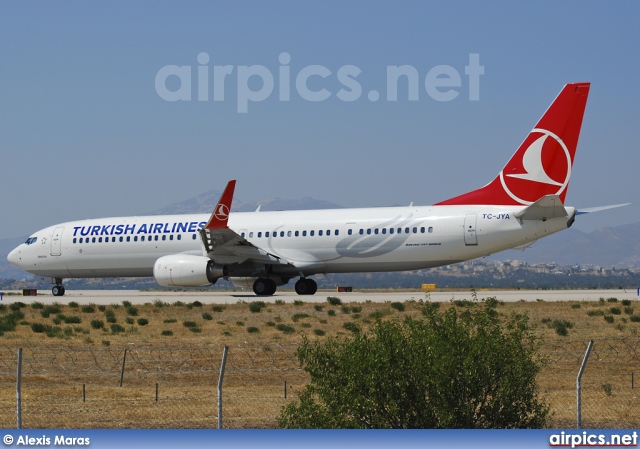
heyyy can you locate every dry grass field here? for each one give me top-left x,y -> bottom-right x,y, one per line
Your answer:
0,292 -> 638,428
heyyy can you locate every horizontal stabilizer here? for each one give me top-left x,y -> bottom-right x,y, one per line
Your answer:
576,203 -> 631,215
514,195 -> 567,221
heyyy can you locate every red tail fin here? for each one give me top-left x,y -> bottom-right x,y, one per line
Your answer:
205,180 -> 236,229
436,83 -> 590,206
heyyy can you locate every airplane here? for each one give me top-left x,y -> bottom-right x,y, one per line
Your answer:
7,82 -> 628,297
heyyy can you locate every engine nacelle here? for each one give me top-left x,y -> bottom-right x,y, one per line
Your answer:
154,254 -> 224,287
229,277 -> 289,288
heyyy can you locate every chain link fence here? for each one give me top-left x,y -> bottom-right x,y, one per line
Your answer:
0,339 -> 638,428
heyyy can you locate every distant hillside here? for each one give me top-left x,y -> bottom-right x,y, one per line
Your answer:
151,190 -> 343,215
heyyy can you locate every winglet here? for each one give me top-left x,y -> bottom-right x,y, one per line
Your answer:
204,180 -> 236,229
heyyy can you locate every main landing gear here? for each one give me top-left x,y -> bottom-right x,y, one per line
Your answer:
294,278 -> 317,295
253,278 -> 277,296
251,277 -> 318,296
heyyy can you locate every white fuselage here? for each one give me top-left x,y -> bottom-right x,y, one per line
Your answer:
7,204 -> 573,280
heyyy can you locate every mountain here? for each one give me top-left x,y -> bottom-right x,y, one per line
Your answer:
151,189 -> 343,215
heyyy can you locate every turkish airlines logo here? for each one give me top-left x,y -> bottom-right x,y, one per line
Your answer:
499,128 -> 572,205
213,204 -> 229,221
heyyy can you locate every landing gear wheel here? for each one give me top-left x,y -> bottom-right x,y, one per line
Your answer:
295,278 -> 317,295
253,278 -> 277,296
52,285 -> 65,297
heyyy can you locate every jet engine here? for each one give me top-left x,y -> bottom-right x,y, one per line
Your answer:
154,254 -> 225,287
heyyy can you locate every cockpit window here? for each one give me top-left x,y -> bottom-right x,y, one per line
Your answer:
24,237 -> 37,245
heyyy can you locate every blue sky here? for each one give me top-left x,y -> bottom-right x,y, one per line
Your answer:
1,1 -> 638,240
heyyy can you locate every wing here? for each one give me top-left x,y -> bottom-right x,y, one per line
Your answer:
199,180 -> 294,267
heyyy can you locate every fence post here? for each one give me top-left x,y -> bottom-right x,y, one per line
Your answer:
218,346 -> 229,429
120,349 -> 127,387
577,339 -> 594,429
16,348 -> 22,429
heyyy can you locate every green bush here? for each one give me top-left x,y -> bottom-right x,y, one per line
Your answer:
249,301 -> 265,313
327,296 -> 342,306
390,302 -> 405,312
314,305 -> 324,312
41,305 -> 61,318
276,324 -> 295,334
137,318 -> 149,326
31,323 -> 46,333
161,330 -> 173,336
624,306 -> 634,315
163,318 -> 177,323
122,300 -> 132,308
294,299 -> 304,306
31,302 -> 45,310
125,317 -> 134,325
191,301 -> 203,308
90,320 -> 104,330
81,305 -> 95,313
327,310 -> 336,317
68,301 -> 79,308
202,313 -> 213,320
98,305 -> 106,312
64,315 -> 81,324
606,297 -> 618,302
610,307 -> 622,315
212,305 -> 224,312
183,321 -> 197,328
10,302 -> 26,311
343,322 -> 360,333
622,299 -> 632,306
313,329 -> 326,336
604,315 -> 615,323
630,315 -> 640,323
110,324 -> 125,334
277,298 -> 548,429
587,310 -> 605,317
292,313 -> 310,322
125,306 -> 138,316
247,326 -> 260,333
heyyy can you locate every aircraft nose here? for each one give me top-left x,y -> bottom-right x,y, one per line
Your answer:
7,247 -> 21,268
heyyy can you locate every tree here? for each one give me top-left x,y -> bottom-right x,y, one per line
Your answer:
277,298 -> 548,428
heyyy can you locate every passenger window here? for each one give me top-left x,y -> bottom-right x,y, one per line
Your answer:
319,230 -> 323,236
92,237 -> 96,243
127,236 -> 131,242
428,227 -> 433,233
335,230 -> 339,236
162,235 -> 166,241
266,232 -> 270,238
241,232 -> 245,238
169,235 -> 173,241
141,236 -> 145,241
295,231 -> 299,237
134,236 -> 137,242
192,234 -> 197,240
310,230 -> 315,236
177,235 -> 181,240
348,229 -> 352,236
280,231 -> 285,237
99,237 -> 103,243
421,227 -> 425,233
413,227 -> 417,233
155,235 -> 159,241
73,238 -> 77,244
258,232 -> 262,238
112,237 -> 116,242
249,232 -> 254,238
119,236 -> 123,242
405,228 -> 410,234
359,229 -> 364,235
367,229 -> 371,235
390,228 -> 394,234
382,229 -> 386,235
327,230 -> 331,236
303,231 -> 307,236
287,231 -> 291,237
374,229 -> 379,235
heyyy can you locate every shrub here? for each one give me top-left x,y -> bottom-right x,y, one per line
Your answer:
41,305 -> 61,318
610,307 -> 622,315
327,296 -> 342,306
31,323 -> 46,333
624,306 -> 634,315
277,298 -> 548,429
98,305 -> 106,312
191,301 -> 203,308
137,318 -> 149,326
153,299 -> 166,308
622,299 -> 632,306
202,313 -> 213,321
630,315 -> 640,323
249,301 -> 265,313
327,310 -> 336,317
68,301 -> 79,308
64,315 -> 81,324
122,300 -> 132,308
351,306 -> 362,313
294,300 -> 304,306
183,321 -> 197,328
102,340 -> 110,346
10,302 -> 26,311
571,304 -> 581,309
292,313 -> 310,322
390,302 -> 405,312
341,306 -> 351,314
236,321 -> 245,326
247,326 -> 260,333
276,324 -> 295,334
90,320 -> 104,330
163,318 -> 177,323
125,317 -> 134,325
604,315 -> 614,323
266,321 -> 276,327
125,306 -> 138,316
110,324 -> 125,334
161,330 -> 173,336
189,327 -> 202,333
587,310 -> 605,317
343,322 -> 360,333
275,299 -> 285,305
106,316 -> 117,324
81,305 -> 95,313
211,305 -> 224,312
314,305 -> 324,312
31,302 -> 45,310
313,329 -> 326,336
607,297 -> 618,303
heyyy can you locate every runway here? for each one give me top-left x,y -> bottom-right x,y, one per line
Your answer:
1,288 -> 638,305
